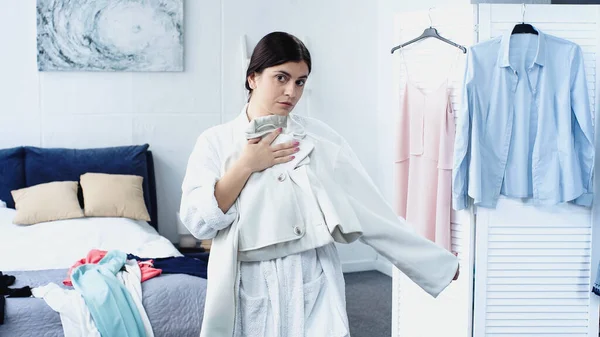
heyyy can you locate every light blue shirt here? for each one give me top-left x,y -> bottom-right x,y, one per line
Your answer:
452,27 -> 595,210
71,250 -> 147,337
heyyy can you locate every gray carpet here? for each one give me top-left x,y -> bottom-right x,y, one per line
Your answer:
344,271 -> 392,337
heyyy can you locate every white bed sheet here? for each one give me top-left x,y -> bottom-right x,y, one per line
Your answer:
0,208 -> 182,271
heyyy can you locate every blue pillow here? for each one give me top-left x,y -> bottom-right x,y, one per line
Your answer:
24,144 -> 152,219
0,147 -> 25,209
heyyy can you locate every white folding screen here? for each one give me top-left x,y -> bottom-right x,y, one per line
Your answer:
474,4 -> 600,337
391,5 -> 476,337
392,4 -> 600,337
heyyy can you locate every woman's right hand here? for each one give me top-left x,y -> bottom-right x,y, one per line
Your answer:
238,128 -> 299,173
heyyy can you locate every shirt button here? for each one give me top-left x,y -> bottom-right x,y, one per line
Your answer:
294,226 -> 303,236
277,173 -> 286,182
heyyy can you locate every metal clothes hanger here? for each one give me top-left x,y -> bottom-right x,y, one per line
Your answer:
390,8 -> 467,54
511,4 -> 538,35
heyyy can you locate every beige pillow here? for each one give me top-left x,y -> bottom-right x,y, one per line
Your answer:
80,173 -> 151,221
11,181 -> 84,225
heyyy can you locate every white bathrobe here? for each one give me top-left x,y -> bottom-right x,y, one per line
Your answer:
179,104 -> 459,337
233,244 -> 349,337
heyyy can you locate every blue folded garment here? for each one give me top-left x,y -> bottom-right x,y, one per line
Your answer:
127,254 -> 209,279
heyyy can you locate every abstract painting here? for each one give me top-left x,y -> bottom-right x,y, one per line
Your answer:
36,0 -> 183,72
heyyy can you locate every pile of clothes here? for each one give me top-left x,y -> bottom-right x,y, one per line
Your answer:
62,249 -> 208,286
4,249 -> 208,337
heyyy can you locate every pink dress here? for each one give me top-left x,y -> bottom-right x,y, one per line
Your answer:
394,79 -> 455,252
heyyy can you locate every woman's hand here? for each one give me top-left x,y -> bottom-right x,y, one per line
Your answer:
239,128 -> 299,173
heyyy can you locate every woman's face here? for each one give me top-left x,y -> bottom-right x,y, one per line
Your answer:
247,61 -> 309,116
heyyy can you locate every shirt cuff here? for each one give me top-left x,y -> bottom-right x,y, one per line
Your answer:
427,254 -> 460,298
196,180 -> 238,232
573,192 -> 593,207
452,194 -> 468,211
181,178 -> 238,239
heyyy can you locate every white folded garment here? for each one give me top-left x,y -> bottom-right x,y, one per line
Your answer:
116,259 -> 155,337
32,283 -> 101,337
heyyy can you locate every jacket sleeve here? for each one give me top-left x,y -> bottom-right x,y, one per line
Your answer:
179,132 -> 238,240
333,139 -> 459,298
452,48 -> 474,211
570,45 -> 595,207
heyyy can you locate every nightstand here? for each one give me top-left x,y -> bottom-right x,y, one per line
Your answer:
174,243 -> 209,260
174,243 -> 205,254
175,212 -> 212,255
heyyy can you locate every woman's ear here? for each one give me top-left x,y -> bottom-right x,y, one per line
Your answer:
247,73 -> 257,90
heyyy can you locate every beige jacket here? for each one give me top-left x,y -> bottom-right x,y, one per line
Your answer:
179,105 -> 459,337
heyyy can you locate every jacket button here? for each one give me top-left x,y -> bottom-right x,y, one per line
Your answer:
277,173 -> 286,182
294,226 -> 303,236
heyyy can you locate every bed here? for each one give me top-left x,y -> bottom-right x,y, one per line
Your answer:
0,144 -> 207,337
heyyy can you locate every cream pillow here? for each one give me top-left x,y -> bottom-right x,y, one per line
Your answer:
11,181 -> 84,225
80,172 -> 151,221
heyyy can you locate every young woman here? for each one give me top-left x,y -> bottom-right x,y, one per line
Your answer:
180,31 -> 459,337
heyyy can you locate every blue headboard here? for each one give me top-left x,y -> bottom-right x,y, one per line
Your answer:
145,150 -> 158,230
0,144 -> 159,230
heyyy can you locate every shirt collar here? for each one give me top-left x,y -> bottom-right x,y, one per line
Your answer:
233,103 -> 306,140
497,25 -> 546,68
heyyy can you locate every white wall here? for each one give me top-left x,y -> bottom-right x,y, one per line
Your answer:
0,0 -> 384,268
